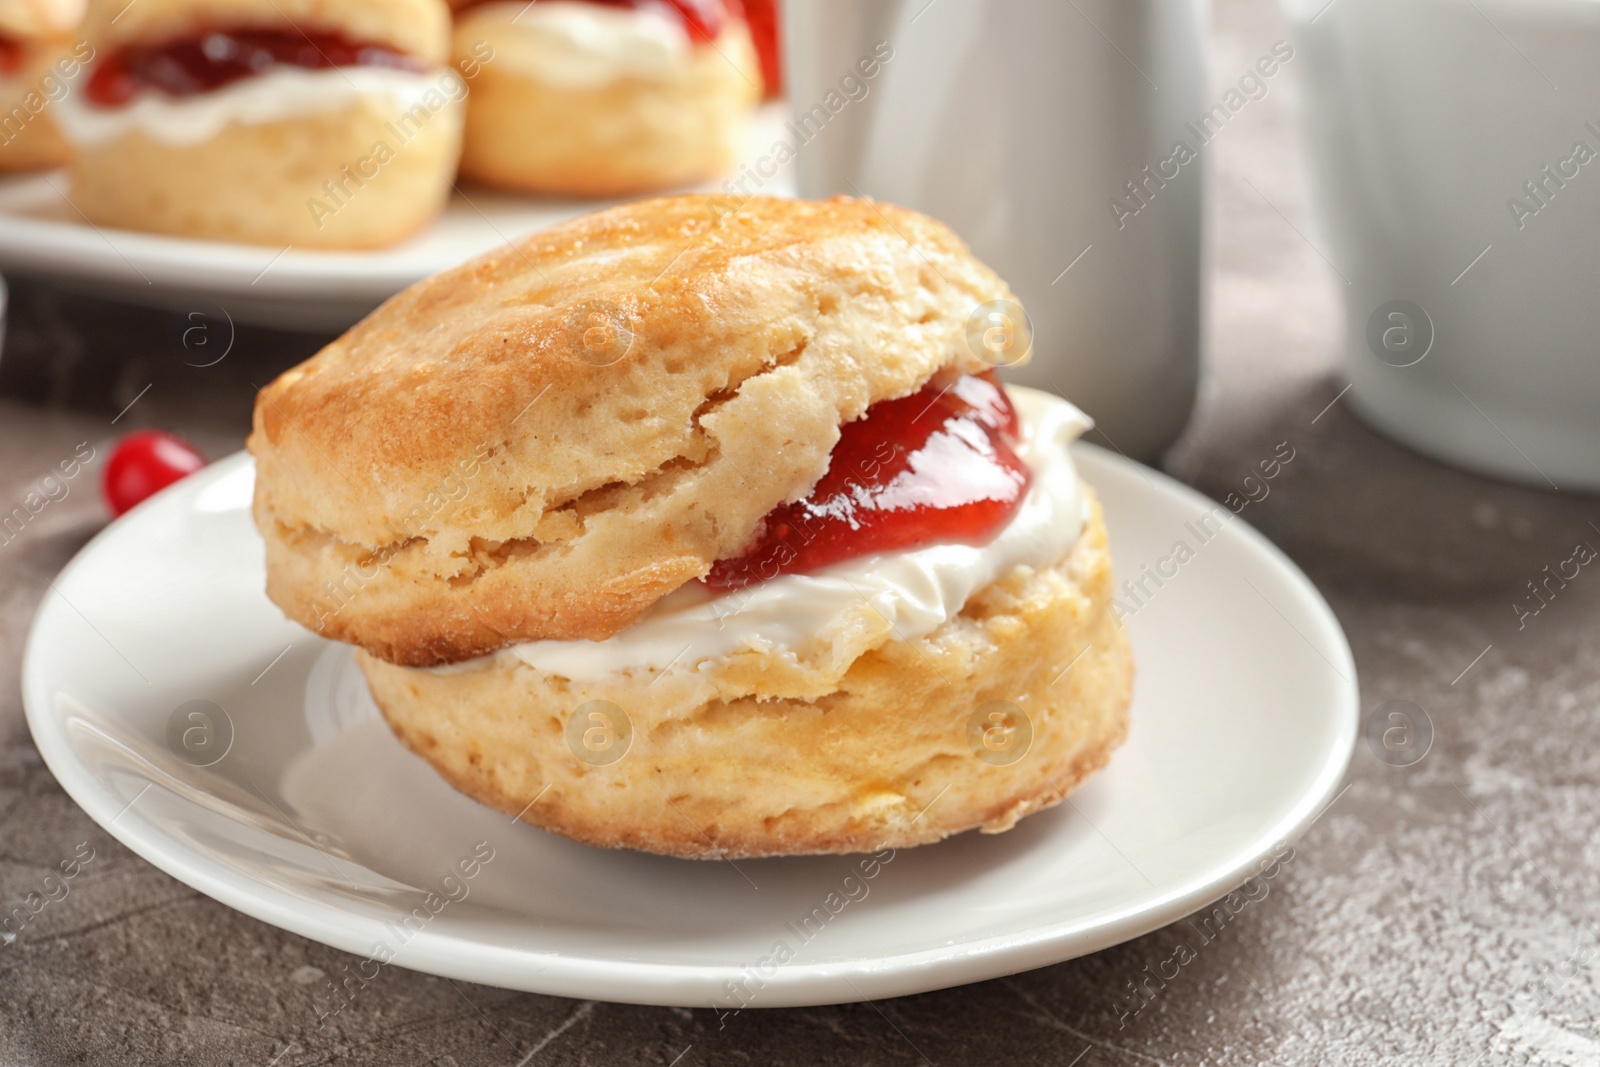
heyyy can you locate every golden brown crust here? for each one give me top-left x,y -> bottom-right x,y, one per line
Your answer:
80,0 -> 448,62
358,492 -> 1131,859
66,91 -> 461,246
0,0 -> 83,40
0,37 -> 79,170
251,195 -> 1023,665
454,18 -> 759,197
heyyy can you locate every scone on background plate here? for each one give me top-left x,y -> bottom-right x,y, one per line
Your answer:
0,0 -> 87,170
451,0 -> 760,196
55,0 -> 462,247
249,195 -> 1133,859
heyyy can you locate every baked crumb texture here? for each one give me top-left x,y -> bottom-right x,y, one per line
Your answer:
454,12 -> 760,196
359,493 -> 1132,858
66,0 -> 458,246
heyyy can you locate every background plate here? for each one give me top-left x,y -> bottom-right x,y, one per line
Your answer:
0,105 -> 794,331
22,442 -> 1357,1008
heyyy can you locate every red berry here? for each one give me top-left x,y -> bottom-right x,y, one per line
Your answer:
103,430 -> 207,517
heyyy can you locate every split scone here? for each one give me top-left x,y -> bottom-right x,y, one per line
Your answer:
250,195 -> 1133,858
451,0 -> 760,196
0,0 -> 87,170
56,0 -> 462,247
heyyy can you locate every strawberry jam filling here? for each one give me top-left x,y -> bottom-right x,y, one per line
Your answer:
740,0 -> 781,96
85,28 -> 425,107
706,372 -> 1032,589
0,36 -> 23,78
453,0 -> 733,43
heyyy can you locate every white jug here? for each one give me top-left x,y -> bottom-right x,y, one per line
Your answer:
781,0 -> 1210,461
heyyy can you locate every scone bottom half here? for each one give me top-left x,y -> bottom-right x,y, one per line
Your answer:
250,193 -> 1134,857
360,492 -> 1133,859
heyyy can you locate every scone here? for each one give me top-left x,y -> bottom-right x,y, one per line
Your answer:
0,0 -> 87,170
451,0 -> 760,196
56,0 -> 462,247
250,195 -> 1133,858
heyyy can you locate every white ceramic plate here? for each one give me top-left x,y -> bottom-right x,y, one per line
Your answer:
23,443 -> 1357,1008
0,106 -> 793,331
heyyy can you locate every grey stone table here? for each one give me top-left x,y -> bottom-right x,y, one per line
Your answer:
4,1 -> 1599,1063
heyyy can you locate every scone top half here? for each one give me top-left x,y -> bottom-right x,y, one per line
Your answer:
250,195 -> 1027,666
0,0 -> 84,42
80,0 -> 447,63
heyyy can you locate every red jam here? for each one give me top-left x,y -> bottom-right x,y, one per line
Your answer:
0,36 -> 23,77
85,28 -> 424,107
706,372 -> 1032,588
740,0 -> 781,97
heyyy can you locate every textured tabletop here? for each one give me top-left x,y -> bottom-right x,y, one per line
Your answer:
4,1 -> 1599,1064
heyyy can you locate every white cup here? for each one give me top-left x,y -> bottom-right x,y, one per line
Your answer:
1286,0 -> 1600,491
781,0 -> 1209,461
